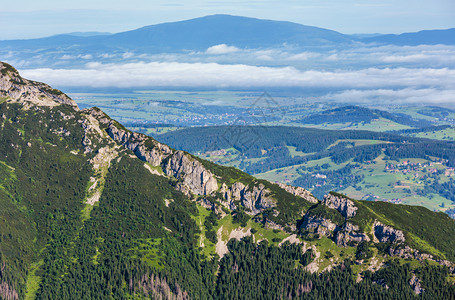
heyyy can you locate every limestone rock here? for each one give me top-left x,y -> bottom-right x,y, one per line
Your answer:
388,244 -> 414,259
335,222 -> 370,247
85,107 -> 111,125
0,62 -> 78,109
409,275 -> 424,295
373,220 -> 405,243
106,122 -> 218,196
277,183 -> 318,203
222,182 -> 276,215
106,122 -> 172,166
163,151 -> 218,196
323,193 -> 357,219
263,219 -> 286,231
300,215 -> 339,237
219,183 -> 237,210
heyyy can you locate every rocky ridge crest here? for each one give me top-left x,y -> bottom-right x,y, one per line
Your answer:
0,62 -> 78,109
277,183 -> 318,204
99,114 -> 304,221
323,193 -> 358,218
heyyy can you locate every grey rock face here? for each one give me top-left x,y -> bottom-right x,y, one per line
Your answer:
219,183 -> 237,210
241,184 -> 276,215
106,122 -> 218,196
373,221 -> 406,243
107,122 -> 172,166
388,244 -> 413,259
221,182 -> 276,215
0,62 -> 78,109
277,183 -> 318,203
409,275 -> 424,295
388,244 -> 434,263
323,194 -> 357,219
263,218 -> 286,231
85,107 -> 111,125
335,223 -> 370,246
301,215 -> 339,237
163,151 -> 218,196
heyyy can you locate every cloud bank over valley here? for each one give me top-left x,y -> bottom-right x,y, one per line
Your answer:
10,43 -> 454,104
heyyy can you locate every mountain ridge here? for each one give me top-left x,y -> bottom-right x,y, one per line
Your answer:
362,28 -> 455,46
1,61 -> 455,299
1,14 -> 453,54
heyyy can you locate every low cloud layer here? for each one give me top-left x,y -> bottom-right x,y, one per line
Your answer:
21,61 -> 453,89
19,61 -> 455,104
206,44 -> 240,54
11,42 -> 454,105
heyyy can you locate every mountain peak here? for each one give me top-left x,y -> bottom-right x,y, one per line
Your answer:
0,61 -> 78,109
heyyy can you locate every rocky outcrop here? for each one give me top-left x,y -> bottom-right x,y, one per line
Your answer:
106,121 -> 218,196
85,107 -> 111,125
263,218 -> 291,231
335,223 -> 370,247
323,193 -> 357,219
220,182 -> 276,215
300,215 -> 338,237
107,122 -> 172,166
387,244 -> 444,266
0,62 -> 78,109
409,275 -> 424,295
163,151 -> 218,196
277,183 -> 318,204
373,221 -> 405,243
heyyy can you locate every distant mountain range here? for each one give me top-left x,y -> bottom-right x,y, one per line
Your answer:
1,15 -> 453,54
56,31 -> 112,37
361,28 -> 455,46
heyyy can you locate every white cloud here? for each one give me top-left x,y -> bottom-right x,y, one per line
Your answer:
99,53 -> 116,59
60,54 -> 93,60
325,54 -> 339,61
256,55 -> 274,61
206,44 -> 240,55
60,55 -> 75,60
285,52 -> 320,61
20,62 -> 455,92
381,53 -> 455,63
122,52 -> 134,59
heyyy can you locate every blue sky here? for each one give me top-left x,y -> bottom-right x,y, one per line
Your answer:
1,0 -> 455,39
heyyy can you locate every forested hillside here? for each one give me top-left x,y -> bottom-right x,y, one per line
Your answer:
1,62 -> 455,299
298,105 -> 431,128
157,125 -> 455,211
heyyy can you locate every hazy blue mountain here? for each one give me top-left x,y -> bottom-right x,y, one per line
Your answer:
2,15 -> 453,54
101,14 -> 354,50
59,31 -> 112,37
0,14 -> 354,53
349,33 -> 383,39
361,28 -> 455,45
